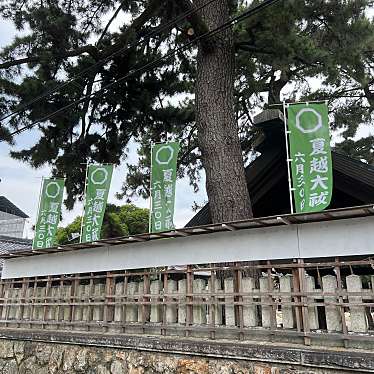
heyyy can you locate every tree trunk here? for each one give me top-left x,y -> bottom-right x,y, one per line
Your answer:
194,0 -> 253,223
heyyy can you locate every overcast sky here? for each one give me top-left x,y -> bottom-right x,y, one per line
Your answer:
0,18 -> 207,238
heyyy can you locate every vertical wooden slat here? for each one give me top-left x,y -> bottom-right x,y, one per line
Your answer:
292,262 -> 303,332
42,276 -> 52,329
266,261 -> 277,331
122,273 -> 128,333
335,257 -> 349,347
104,271 -> 114,331
162,272 -> 168,336
142,272 -> 150,333
0,280 -> 4,319
87,273 -> 94,331
297,259 -> 311,345
209,265 -> 216,340
3,280 -> 12,326
56,275 -> 64,330
236,267 -> 244,340
70,275 -> 79,328
29,277 -> 38,328
186,265 -> 193,337
18,278 -> 28,328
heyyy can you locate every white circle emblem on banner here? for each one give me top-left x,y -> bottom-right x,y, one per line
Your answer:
91,167 -> 109,185
45,181 -> 61,199
155,145 -> 174,165
295,108 -> 322,134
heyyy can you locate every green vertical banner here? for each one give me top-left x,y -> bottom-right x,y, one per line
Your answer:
150,142 -> 180,232
33,178 -> 64,249
81,164 -> 113,243
287,102 -> 333,213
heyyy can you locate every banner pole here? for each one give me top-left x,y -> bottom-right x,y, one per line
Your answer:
32,177 -> 44,248
283,101 -> 295,214
148,143 -> 154,233
79,163 -> 90,243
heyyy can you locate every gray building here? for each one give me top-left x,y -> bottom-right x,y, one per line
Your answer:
0,196 -> 29,238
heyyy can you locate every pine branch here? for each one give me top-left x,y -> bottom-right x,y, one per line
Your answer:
102,0 -> 162,58
96,3 -> 125,45
0,45 -> 99,70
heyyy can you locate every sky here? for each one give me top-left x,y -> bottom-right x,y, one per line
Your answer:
0,17 -> 207,238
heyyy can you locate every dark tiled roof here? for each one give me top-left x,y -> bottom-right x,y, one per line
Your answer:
0,196 -> 29,218
186,150 -> 374,228
0,235 -> 32,254
0,235 -> 32,273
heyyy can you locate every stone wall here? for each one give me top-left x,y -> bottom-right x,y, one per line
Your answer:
0,338 -> 352,374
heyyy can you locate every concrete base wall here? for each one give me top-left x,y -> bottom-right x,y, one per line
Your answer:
0,329 -> 373,373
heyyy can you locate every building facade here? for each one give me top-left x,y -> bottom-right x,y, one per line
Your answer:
0,196 -> 29,238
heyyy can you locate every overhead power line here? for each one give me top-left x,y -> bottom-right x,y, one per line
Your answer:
0,0 -> 219,124
6,0 -> 282,139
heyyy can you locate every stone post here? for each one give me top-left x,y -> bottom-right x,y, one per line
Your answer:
304,275 -> 319,330
279,275 -> 294,329
193,279 -> 207,324
178,279 -> 186,324
33,287 -> 44,321
7,287 -> 19,328
166,280 -> 177,323
45,286 -> 58,329
346,275 -> 367,333
61,285 -> 72,324
224,278 -> 235,327
92,284 -> 105,322
242,277 -> 258,327
82,284 -> 91,323
126,282 -> 138,322
8,287 -> 17,320
16,287 -> 24,321
208,279 -> 223,326
137,281 -> 144,323
150,280 -> 162,323
259,276 -> 271,328
22,287 -> 33,320
114,282 -> 124,323
73,285 -> 85,329
322,275 -> 342,332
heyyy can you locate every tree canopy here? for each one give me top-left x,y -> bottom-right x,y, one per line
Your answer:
55,203 -> 149,244
0,0 -> 373,213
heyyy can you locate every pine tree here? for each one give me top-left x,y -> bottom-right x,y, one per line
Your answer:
0,0 -> 373,221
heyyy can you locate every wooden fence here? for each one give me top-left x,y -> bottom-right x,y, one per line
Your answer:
1,256 -> 374,347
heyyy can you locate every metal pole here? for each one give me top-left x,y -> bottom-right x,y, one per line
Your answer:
283,102 -> 294,214
286,99 -> 327,105
79,163 -> 90,243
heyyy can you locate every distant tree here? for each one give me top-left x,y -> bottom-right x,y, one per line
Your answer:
55,216 -> 81,245
56,203 -> 149,244
118,204 -> 149,235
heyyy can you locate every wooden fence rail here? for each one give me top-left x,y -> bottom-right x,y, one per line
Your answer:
1,256 -> 374,347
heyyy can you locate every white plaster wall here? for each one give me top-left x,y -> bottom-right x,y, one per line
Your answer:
2,216 -> 374,279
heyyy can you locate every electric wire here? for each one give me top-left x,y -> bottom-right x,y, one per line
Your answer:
0,0 -> 219,124
6,0 -> 282,139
